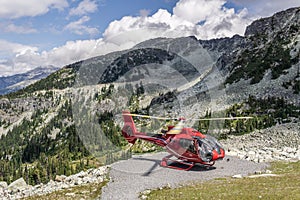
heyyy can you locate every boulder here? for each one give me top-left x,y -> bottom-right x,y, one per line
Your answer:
55,175 -> 66,182
232,174 -> 243,179
8,178 -> 29,194
74,178 -> 82,185
82,176 -> 91,183
77,171 -> 87,178
0,181 -> 7,188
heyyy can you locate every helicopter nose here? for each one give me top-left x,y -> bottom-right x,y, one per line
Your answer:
212,148 -> 225,160
219,148 -> 225,158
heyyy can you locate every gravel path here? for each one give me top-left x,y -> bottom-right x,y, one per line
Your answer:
100,152 -> 268,200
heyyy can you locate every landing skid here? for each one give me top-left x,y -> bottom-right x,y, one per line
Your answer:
160,154 -> 195,171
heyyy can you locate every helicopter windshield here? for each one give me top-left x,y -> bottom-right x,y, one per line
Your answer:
195,135 -> 223,162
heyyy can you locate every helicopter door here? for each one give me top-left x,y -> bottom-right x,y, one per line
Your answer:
178,138 -> 197,154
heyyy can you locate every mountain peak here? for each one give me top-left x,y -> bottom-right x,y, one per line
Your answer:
245,7 -> 300,37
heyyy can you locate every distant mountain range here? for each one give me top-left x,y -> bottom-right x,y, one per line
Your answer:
0,66 -> 60,95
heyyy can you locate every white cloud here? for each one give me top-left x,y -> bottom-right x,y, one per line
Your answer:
44,39 -> 130,66
197,5 -> 251,39
0,40 -> 39,75
0,37 -> 130,76
3,23 -> 37,34
103,0 -> 250,41
0,0 -> 68,19
103,9 -> 192,44
0,40 -> 38,56
69,0 -> 98,16
64,16 -> 99,36
228,0 -> 300,17
173,0 -> 226,23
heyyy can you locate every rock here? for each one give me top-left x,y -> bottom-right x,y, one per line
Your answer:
55,175 -> 66,182
1,164 -> 109,199
97,177 -> 104,183
87,168 -> 94,175
232,174 -> 243,179
222,122 -> 300,163
82,176 -> 91,183
47,180 -> 56,188
93,166 -> 109,177
265,170 -> 272,174
284,147 -> 296,153
74,178 -> 83,185
77,171 -> 87,178
142,147 -> 149,152
64,175 -> 72,182
8,178 -> 29,192
0,193 -> 5,199
248,150 -> 256,155
142,189 -> 151,195
0,181 -> 7,188
248,174 -> 279,178
93,169 -> 102,177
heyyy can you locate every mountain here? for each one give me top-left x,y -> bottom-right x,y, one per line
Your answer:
0,66 -> 60,95
0,7 -> 299,188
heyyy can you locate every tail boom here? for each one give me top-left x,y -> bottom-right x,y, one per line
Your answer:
122,111 -> 138,144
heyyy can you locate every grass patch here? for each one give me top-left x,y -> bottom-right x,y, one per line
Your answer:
22,180 -> 108,200
146,161 -> 300,200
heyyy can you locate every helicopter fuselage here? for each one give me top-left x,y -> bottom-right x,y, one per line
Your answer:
121,113 -> 225,169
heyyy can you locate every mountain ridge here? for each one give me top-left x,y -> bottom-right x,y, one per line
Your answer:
0,66 -> 60,95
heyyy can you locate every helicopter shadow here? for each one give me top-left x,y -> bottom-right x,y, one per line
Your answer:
171,163 -> 216,172
132,157 -> 216,176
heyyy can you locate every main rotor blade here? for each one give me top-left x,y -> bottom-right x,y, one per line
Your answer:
123,113 -> 253,121
123,113 -> 177,120
191,116 -> 253,121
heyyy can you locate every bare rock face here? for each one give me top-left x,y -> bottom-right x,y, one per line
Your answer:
245,7 -> 300,37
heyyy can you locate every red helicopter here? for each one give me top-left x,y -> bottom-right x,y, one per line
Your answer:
121,110 -> 252,170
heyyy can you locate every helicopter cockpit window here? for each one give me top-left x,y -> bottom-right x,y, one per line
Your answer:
195,137 -> 213,162
179,139 -> 196,154
205,135 -> 223,154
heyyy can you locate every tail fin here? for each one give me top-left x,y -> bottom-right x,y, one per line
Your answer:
121,111 -> 137,144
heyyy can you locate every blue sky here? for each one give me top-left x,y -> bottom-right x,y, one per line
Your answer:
0,0 -> 299,76
1,0 -> 178,51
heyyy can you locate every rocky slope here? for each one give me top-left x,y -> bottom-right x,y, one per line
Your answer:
222,122 -> 300,163
0,165 -> 109,199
